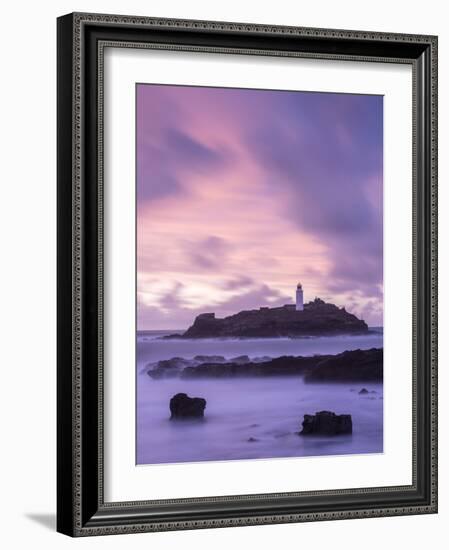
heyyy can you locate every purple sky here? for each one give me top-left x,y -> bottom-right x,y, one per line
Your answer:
137,84 -> 383,329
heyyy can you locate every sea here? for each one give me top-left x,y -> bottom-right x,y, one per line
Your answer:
136,329 -> 383,465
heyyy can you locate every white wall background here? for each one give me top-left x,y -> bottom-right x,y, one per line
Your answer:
0,0 -> 446,548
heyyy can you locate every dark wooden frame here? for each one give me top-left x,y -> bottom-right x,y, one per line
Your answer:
57,12 -> 438,537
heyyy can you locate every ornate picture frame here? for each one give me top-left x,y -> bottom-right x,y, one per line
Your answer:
57,12 -> 437,536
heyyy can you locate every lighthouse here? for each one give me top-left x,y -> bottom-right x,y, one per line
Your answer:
296,282 -> 304,311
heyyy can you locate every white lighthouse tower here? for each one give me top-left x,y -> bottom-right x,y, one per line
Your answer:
296,282 -> 304,311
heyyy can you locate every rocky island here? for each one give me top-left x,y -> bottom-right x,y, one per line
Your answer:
164,298 -> 368,339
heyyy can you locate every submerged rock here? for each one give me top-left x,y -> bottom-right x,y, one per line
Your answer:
299,411 -> 352,435
169,393 -> 206,419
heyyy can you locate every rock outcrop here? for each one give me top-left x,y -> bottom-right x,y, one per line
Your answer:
164,298 -> 369,339
300,411 -> 352,435
148,357 -> 192,379
303,348 -> 383,382
180,355 -> 326,379
169,393 -> 206,419
147,348 -> 383,381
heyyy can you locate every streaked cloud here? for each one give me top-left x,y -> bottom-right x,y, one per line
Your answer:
137,84 -> 383,328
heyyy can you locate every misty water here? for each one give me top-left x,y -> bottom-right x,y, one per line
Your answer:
136,331 -> 383,465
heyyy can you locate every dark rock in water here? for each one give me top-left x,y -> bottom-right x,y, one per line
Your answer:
180,348 -> 382,380
304,348 -> 383,383
359,388 -> 369,394
253,355 -> 272,363
171,298 -> 368,339
300,411 -> 352,436
160,357 -> 189,367
180,355 -> 322,379
148,348 -> 382,381
160,333 -> 183,339
193,355 -> 226,363
247,437 -> 259,442
230,355 -> 251,364
148,357 -> 191,379
169,393 -> 206,419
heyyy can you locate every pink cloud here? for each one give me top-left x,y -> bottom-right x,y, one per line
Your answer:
136,84 -> 383,328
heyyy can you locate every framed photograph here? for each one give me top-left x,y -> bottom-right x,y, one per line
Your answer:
57,12 -> 438,536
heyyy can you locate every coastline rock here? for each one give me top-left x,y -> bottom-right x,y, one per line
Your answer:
180,355 -> 324,379
304,348 -> 383,382
148,357 -> 191,379
148,349 -> 383,381
193,355 -> 226,363
253,356 -> 272,363
165,298 -> 369,339
169,393 -> 206,419
179,349 -> 382,381
300,411 -> 352,435
230,355 -> 251,364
